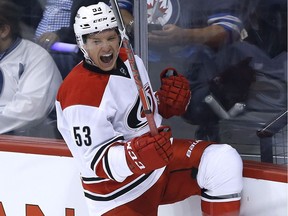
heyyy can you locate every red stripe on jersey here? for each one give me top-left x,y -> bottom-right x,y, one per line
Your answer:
57,62 -> 110,110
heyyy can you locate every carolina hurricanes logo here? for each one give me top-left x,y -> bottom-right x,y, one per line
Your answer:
147,0 -> 180,25
126,84 -> 156,130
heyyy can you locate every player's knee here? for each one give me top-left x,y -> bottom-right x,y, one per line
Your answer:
197,144 -> 243,197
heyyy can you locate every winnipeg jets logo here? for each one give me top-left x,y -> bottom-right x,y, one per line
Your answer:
147,0 -> 180,25
126,84 -> 155,130
147,0 -> 168,24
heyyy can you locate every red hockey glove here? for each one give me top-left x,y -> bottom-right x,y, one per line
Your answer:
124,126 -> 173,174
156,68 -> 191,119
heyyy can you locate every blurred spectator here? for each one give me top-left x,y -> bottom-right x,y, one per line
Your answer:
0,0 -> 62,137
35,0 -> 73,49
242,0 -> 287,58
34,0 -> 75,79
11,0 -> 44,40
119,0 -> 247,141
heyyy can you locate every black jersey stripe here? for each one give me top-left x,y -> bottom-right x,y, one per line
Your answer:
103,154 -> 115,181
202,190 -> 241,200
84,172 -> 153,201
82,176 -> 106,182
90,135 -> 124,171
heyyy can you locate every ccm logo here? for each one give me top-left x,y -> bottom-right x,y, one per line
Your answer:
126,142 -> 146,170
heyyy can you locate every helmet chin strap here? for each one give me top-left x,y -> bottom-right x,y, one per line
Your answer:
80,47 -> 98,66
117,37 -> 123,56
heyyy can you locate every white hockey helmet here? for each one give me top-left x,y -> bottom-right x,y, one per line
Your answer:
74,2 -> 118,49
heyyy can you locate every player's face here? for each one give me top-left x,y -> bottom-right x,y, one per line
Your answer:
84,29 -> 120,71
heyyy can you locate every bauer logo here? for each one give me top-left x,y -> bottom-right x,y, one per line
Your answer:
186,140 -> 201,158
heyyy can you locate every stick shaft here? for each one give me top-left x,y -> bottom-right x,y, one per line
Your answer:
110,0 -> 158,135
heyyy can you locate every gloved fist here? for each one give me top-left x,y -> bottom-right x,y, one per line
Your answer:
124,126 -> 173,174
156,68 -> 191,119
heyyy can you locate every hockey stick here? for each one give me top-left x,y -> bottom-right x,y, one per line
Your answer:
110,0 -> 158,135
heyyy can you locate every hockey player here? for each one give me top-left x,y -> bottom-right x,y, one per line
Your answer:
55,2 -> 243,216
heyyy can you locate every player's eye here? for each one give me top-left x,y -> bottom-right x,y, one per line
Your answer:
108,36 -> 117,41
93,40 -> 101,45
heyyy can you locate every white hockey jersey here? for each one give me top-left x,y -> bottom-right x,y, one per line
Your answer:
0,38 -> 62,134
56,49 -> 164,215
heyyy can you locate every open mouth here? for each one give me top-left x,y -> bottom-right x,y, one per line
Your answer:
100,53 -> 113,64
